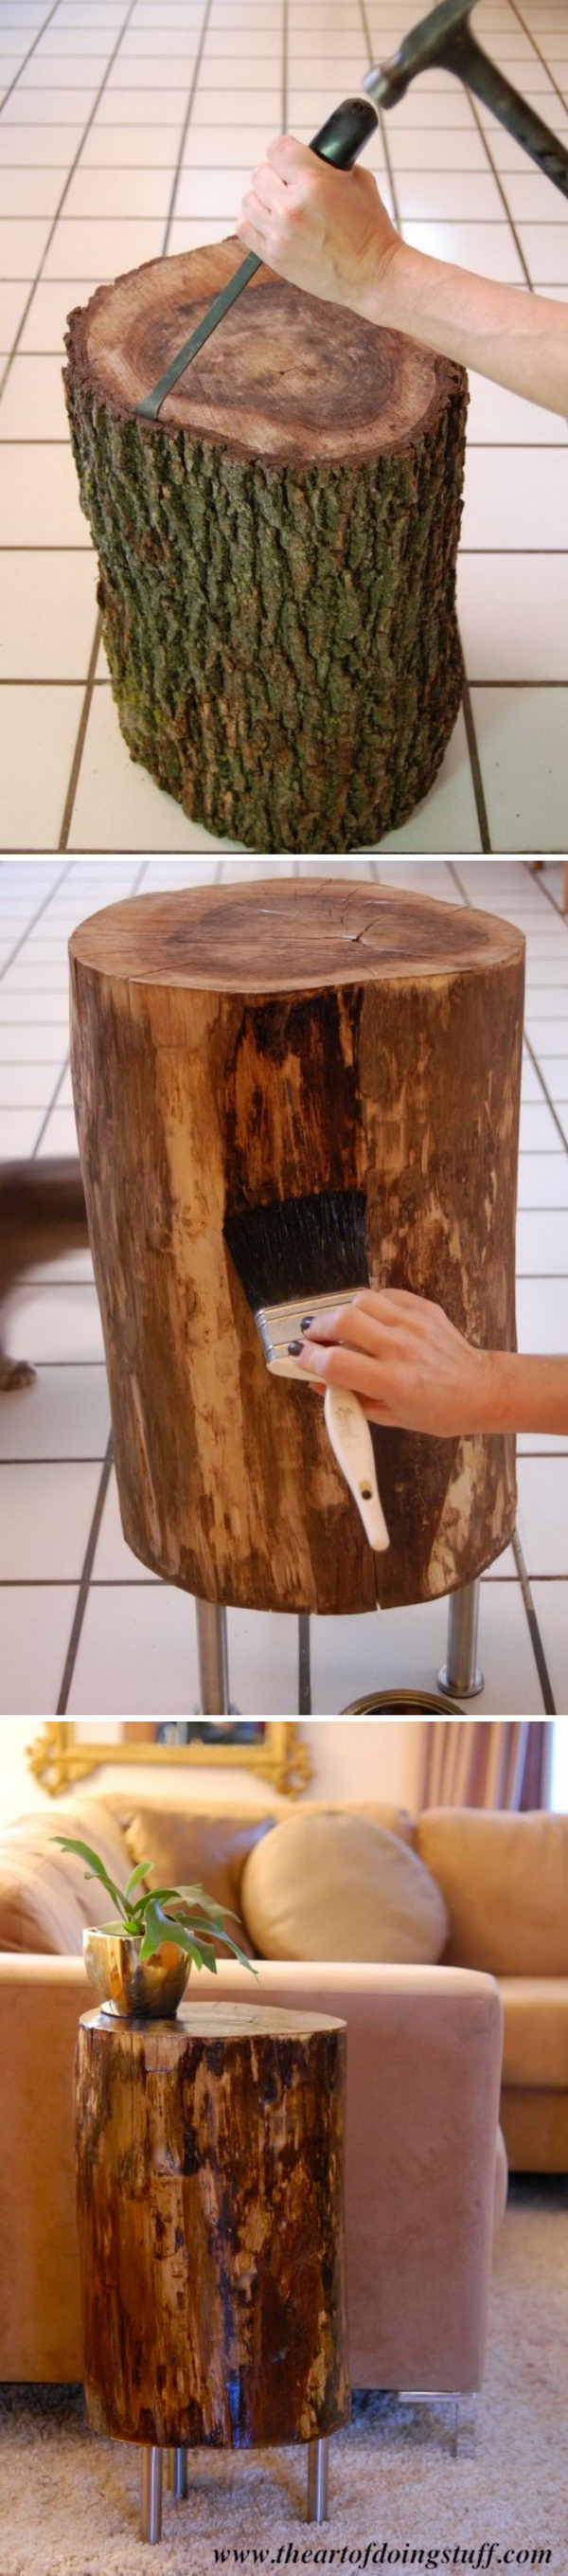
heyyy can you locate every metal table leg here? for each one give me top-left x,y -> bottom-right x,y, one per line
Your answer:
167,2447 -> 188,2498
195,1596 -> 229,1714
141,2446 -> 163,2544
438,1577 -> 484,1699
307,2436 -> 329,2522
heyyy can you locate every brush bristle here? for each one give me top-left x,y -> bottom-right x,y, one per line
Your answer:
224,1189 -> 368,1312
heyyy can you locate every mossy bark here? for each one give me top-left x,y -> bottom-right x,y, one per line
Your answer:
64,279 -> 468,854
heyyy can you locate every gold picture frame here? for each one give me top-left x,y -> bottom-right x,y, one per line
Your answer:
27,1721 -> 311,1799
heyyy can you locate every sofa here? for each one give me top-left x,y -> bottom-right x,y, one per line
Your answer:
0,1789 -> 509,2404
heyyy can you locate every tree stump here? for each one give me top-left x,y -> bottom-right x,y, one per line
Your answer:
69,876 -> 524,1617
63,242 -> 468,853
75,2003 -> 349,2449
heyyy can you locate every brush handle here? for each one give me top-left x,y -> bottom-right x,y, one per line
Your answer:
324,1384 -> 389,1553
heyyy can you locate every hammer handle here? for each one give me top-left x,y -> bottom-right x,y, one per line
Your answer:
446,27 -> 568,199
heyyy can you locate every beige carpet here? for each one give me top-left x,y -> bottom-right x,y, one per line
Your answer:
0,2184 -> 565,2576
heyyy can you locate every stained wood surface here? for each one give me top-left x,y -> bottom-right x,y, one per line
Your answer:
69,877 -> 524,1615
68,240 -> 459,467
75,2004 -> 349,2449
70,876 -> 522,994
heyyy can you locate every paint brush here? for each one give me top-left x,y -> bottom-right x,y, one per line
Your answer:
224,1190 -> 389,1553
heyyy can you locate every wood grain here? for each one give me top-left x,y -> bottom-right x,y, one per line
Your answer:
68,240 -> 457,468
75,2003 -> 349,2448
70,877 -> 524,1616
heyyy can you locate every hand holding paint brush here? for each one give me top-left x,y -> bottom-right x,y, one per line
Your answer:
293,1289 -> 521,1436
224,1191 -> 389,1554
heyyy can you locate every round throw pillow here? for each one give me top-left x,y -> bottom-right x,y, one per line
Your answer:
240,1811 -> 449,1964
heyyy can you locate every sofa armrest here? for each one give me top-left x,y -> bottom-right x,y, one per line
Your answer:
0,1955 -> 90,2377
0,1955 -> 504,2393
207,1960 -> 504,2392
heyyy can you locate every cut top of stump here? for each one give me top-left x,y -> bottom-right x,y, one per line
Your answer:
65,237 -> 465,466
69,877 -> 525,997
80,2004 -> 346,2040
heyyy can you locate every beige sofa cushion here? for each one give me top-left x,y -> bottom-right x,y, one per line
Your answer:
500,1978 -> 568,2090
123,1806 -> 276,1954
240,1811 -> 449,1963
416,1809 -> 568,1974
0,1800 -> 133,1955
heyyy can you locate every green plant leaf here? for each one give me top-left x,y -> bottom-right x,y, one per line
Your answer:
124,1861 -> 151,1900
137,1899 -> 184,1962
52,1837 -> 129,1919
123,1886 -> 182,1927
174,1886 -> 243,1924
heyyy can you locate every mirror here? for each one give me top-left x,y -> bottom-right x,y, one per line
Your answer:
28,1720 -> 311,1798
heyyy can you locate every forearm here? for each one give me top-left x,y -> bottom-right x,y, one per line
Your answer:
484,1350 -> 568,1434
360,243 -> 568,416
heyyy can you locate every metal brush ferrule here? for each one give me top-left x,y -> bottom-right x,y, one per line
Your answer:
255,1288 -> 362,1379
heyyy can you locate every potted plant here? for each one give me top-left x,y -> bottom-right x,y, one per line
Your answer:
54,1834 -> 257,2018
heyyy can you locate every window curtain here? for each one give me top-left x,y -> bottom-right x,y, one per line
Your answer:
421,1720 -> 550,1810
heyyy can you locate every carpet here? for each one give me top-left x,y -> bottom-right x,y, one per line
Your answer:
0,2183 -> 565,2576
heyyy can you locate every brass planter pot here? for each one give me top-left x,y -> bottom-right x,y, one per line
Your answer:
83,1928 -> 190,2019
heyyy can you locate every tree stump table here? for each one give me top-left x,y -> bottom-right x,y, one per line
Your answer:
75,2002 -> 349,2542
63,242 -> 468,853
69,875 -> 524,1642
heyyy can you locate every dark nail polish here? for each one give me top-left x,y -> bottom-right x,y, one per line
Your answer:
288,1339 -> 303,1355
300,1314 -> 313,1329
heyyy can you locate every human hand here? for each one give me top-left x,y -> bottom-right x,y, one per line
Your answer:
293,1288 -> 498,1438
237,134 -> 401,315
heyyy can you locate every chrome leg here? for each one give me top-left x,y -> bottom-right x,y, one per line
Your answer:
169,2447 -> 187,2499
141,2447 -> 163,2544
437,1578 -> 484,1699
453,2394 -> 478,2459
399,2391 -> 478,2458
307,2436 -> 329,2523
195,1596 -> 229,1715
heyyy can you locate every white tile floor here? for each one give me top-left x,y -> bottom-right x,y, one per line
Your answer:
0,0 -> 567,851
1,854 -> 567,1718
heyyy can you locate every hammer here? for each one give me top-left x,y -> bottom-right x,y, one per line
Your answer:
138,0 -> 568,417
364,0 -> 568,199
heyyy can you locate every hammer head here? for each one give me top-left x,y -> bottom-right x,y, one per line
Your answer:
364,0 -> 475,109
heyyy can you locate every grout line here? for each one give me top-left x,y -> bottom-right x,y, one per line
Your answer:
0,0 -> 62,117
0,1576 -> 159,1589
358,0 -> 402,233
508,0 -> 568,124
161,1 -> 222,253
0,1459 -> 110,1470
0,1556 -> 565,1576
458,683 -> 491,851
31,1048 -> 71,1156
0,0 -> 139,403
282,0 -> 288,135
511,1524 -> 557,1712
522,1030 -> 568,1153
57,611 -> 103,851
0,1569 -> 566,1589
0,861 -> 71,981
527,873 -> 568,927
465,90 -> 533,287
453,856 -> 560,1714
55,1432 -> 114,1715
